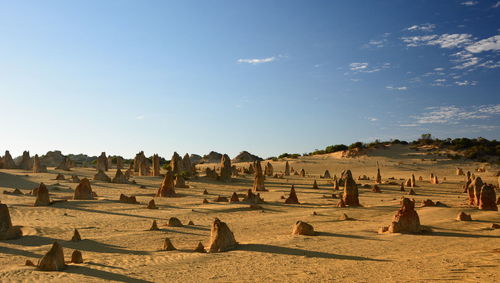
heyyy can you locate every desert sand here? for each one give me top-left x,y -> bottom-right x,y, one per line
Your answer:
1,145 -> 499,282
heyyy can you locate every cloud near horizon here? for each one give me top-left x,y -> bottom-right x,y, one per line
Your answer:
237,57 -> 276,64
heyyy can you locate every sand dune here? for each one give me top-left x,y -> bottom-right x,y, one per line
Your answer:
1,146 -> 499,282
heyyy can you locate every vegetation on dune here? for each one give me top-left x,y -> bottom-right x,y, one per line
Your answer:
277,133 -> 499,163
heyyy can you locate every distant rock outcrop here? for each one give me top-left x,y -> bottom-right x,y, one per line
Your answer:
1,151 -> 17,169
55,156 -> 72,171
96,152 -> 108,172
202,151 -> 223,163
18,151 -> 32,170
32,154 -> 47,173
189,154 -> 202,164
182,153 -> 193,176
264,162 -> 274,177
170,152 -> 183,175
133,151 -> 146,172
284,161 -> 290,176
232,151 -> 263,163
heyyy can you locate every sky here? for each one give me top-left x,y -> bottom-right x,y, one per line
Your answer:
0,0 -> 499,159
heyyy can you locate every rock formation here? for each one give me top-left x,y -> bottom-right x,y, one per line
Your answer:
342,170 -> 360,207
37,241 -> 66,271
478,184 -> 498,211
71,229 -> 82,241
139,158 -> 151,176
134,151 -> 146,172
180,153 -> 192,176
152,154 -> 161,177
312,180 -> 319,189
96,152 -> 108,172
285,185 -> 300,204
70,175 -> 80,183
376,168 -> 382,184
170,152 -> 184,175
55,156 -> 72,171
73,178 -> 94,200
292,221 -> 315,236
230,192 -> 239,203
18,151 -> 32,170
381,198 -> 421,234
116,156 -> 124,169
219,154 -> 232,182
93,170 -> 111,182
147,199 -> 158,209
264,162 -> 274,177
174,175 -> 188,188
214,195 -> 229,202
243,189 -> 264,204
0,203 -> 22,240
162,238 -> 176,251
323,170 -> 331,179
284,161 -> 290,176
71,250 -> 83,264
467,176 -> 483,205
208,218 -> 238,252
32,154 -> 47,173
408,188 -> 416,195
456,212 -> 472,221
167,217 -> 183,227
156,169 -> 176,197
55,173 -> 65,180
400,182 -> 405,192
299,169 -> 306,177
148,220 -> 160,231
119,194 -> 139,204
232,151 -> 262,163
456,168 -> 465,176
34,183 -> 51,206
337,199 -> 346,207
112,169 -> 128,184
194,242 -> 206,253
372,185 -> 381,193
252,161 -> 266,191
2,150 -> 17,169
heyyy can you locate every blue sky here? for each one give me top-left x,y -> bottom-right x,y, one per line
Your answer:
1,0 -> 499,159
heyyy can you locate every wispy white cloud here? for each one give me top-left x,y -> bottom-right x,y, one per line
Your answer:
386,86 -> 408,91
461,1 -> 478,6
407,23 -> 436,32
349,62 -> 369,71
136,115 -> 145,120
237,57 -> 276,64
412,105 -> 498,124
368,117 -> 378,122
477,60 -> 500,69
451,51 -> 479,69
493,1 -> 500,8
454,80 -> 477,86
465,35 -> 500,53
402,33 -> 472,48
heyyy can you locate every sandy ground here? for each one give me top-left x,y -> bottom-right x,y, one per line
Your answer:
1,145 -> 499,282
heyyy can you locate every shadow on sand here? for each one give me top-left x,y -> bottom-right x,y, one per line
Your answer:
66,265 -> 153,283
238,244 -> 388,261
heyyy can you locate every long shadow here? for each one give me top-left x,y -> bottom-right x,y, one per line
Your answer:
0,245 -> 39,257
12,235 -> 150,255
51,202 -> 160,220
427,231 -> 500,239
238,244 -> 388,261
316,231 -> 380,240
65,265 -> 153,283
0,171 -> 39,189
